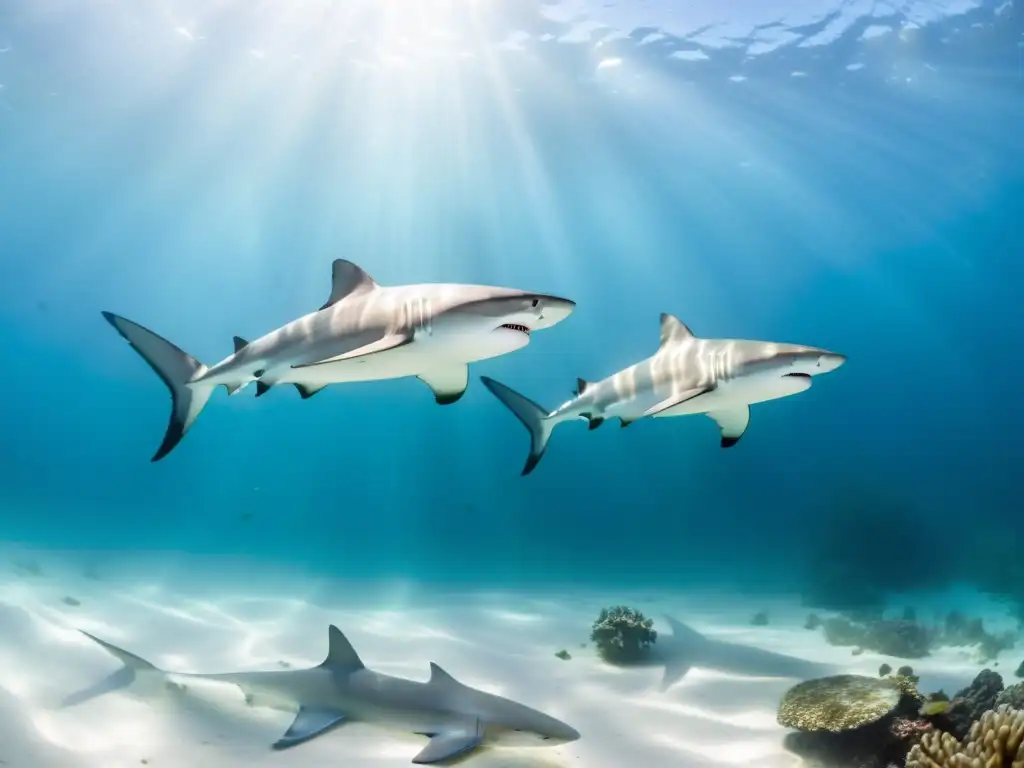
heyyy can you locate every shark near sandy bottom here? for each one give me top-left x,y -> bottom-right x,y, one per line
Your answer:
65,625 -> 581,764
101,258 -> 575,461
481,313 -> 846,474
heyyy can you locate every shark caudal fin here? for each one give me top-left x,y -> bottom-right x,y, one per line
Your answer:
102,312 -> 216,462
480,376 -> 562,476
60,631 -> 166,708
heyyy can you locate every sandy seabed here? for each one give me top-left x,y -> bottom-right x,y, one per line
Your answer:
0,545 -> 1012,768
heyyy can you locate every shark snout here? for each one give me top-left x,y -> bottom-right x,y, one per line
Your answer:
815,351 -> 847,373
528,295 -> 576,330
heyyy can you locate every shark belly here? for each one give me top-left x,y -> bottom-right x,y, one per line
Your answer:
653,375 -> 812,418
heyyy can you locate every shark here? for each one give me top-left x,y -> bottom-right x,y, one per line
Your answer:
102,258 -> 575,461
64,624 -> 581,764
647,615 -> 839,690
480,312 -> 846,474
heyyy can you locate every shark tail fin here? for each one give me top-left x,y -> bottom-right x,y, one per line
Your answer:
480,376 -> 561,476
101,311 -> 216,462
60,631 -> 166,708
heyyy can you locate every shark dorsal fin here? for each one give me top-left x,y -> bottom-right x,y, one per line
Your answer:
232,336 -> 249,354
428,662 -> 463,689
321,625 -> 365,671
320,259 -> 378,311
659,313 -> 695,347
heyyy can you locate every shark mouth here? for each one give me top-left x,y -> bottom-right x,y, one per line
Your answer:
499,323 -> 531,336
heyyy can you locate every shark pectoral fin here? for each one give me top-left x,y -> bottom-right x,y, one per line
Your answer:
294,382 -> 327,399
412,719 -> 484,764
291,332 -> 413,369
417,364 -> 469,405
642,386 -> 713,418
706,406 -> 750,448
659,661 -> 693,692
319,259 -> 379,311
272,707 -> 348,750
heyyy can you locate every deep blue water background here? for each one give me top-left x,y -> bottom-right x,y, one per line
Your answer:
0,1 -> 1020,598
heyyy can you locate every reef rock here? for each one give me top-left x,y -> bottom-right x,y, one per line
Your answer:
944,669 -> 1004,741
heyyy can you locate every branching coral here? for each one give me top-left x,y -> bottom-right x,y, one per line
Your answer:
906,705 -> 1024,768
589,606 -> 656,664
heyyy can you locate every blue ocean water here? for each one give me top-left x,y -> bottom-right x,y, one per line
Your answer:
0,0 -> 1021,604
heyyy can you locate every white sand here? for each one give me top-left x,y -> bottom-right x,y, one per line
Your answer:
0,545 -> 1013,768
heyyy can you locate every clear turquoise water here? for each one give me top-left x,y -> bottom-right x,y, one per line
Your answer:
0,1 -> 1021,605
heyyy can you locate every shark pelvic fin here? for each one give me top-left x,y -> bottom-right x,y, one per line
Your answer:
319,259 -> 379,311
291,332 -> 413,368
659,313 -> 696,347
255,380 -> 273,397
413,718 -> 484,764
294,382 -> 327,399
643,386 -> 713,418
707,406 -> 750,448
321,625 -> 365,671
272,707 -> 348,750
232,336 -> 249,353
417,364 -> 469,405
581,413 -> 604,430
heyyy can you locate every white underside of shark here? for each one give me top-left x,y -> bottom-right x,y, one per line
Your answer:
64,625 -> 581,764
481,313 -> 846,474
101,259 -> 575,461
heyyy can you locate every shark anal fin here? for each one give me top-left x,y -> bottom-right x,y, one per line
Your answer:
255,380 -> 272,397
272,707 -> 348,750
418,364 -> 469,405
232,336 -> 249,353
412,719 -> 484,764
319,259 -> 379,311
643,386 -> 713,418
291,332 -> 413,369
295,382 -> 327,399
706,406 -> 750,448
660,662 -> 694,691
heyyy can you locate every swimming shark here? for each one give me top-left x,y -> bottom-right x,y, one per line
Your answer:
648,616 -> 838,690
102,259 -> 575,461
480,313 -> 846,474
64,624 -> 581,764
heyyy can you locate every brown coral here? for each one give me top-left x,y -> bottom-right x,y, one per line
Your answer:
906,705 -> 1024,768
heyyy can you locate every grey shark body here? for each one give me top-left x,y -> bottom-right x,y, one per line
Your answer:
102,259 -> 575,461
481,313 -> 846,474
66,625 -> 580,764
649,615 -> 839,690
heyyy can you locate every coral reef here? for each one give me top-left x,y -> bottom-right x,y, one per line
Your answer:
906,705 -> 1024,768
1018,661 -> 1024,679
778,673 -> 927,768
820,611 -> 1017,663
805,613 -> 822,630
880,664 -> 893,677
554,649 -> 571,661
945,670 -> 1005,741
823,616 -> 934,658
778,675 -> 904,732
998,684 -> 1024,710
589,606 -> 657,664
751,610 -> 769,626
